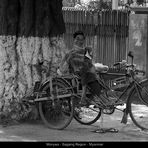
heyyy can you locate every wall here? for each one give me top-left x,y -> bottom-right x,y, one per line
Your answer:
128,14 -> 148,76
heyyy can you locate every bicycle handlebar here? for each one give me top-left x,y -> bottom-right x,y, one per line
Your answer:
113,60 -> 127,67
113,61 -> 145,76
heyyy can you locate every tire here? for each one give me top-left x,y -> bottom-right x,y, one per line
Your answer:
128,80 -> 148,130
74,105 -> 101,125
74,93 -> 102,125
39,79 -> 74,130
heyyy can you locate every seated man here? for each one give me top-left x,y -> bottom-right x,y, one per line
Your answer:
57,30 -> 108,106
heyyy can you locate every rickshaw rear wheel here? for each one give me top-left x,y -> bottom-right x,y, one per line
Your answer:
39,79 -> 74,130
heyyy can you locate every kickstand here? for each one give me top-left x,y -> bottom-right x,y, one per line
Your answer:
121,108 -> 128,124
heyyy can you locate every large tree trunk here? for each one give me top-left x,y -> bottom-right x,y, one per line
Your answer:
0,0 -> 66,125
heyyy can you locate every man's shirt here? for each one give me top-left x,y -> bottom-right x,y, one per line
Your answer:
59,45 -> 97,85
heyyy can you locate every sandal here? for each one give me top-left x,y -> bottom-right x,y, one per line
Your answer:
92,128 -> 118,133
106,128 -> 118,133
92,128 -> 106,133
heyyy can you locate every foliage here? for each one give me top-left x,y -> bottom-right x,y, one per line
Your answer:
63,0 -> 112,10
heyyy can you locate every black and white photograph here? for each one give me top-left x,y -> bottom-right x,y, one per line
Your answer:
0,0 -> 148,145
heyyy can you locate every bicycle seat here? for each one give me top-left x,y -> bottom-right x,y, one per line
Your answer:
94,63 -> 109,72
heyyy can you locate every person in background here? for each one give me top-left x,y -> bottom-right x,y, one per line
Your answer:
57,30 -> 109,106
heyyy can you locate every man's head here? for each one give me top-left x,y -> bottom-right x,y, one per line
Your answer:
73,30 -> 85,47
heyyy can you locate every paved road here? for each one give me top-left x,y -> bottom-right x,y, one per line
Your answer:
0,106 -> 148,143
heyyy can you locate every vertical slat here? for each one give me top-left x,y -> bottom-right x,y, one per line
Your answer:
62,8 -> 129,66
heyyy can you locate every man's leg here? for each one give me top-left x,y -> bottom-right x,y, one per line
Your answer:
87,80 -> 113,105
79,80 -> 102,106
79,85 -> 88,106
87,80 -> 102,97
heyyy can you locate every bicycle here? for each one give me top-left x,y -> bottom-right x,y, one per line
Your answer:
21,61 -> 76,130
22,51 -> 148,131
74,51 -> 148,131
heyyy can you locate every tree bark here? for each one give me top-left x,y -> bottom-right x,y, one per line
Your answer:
0,0 -> 66,124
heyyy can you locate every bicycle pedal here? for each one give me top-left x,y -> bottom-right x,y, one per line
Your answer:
28,100 -> 34,103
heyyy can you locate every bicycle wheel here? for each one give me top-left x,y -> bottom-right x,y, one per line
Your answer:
74,94 -> 102,125
74,105 -> 101,125
39,79 -> 74,130
128,80 -> 148,130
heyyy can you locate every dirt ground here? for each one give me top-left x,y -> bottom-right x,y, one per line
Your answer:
0,104 -> 148,144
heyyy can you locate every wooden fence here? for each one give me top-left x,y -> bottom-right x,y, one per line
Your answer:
62,7 -> 130,67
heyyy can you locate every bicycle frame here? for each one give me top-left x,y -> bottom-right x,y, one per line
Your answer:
115,69 -> 148,124
32,75 -> 74,102
30,51 -> 146,116
25,51 -> 148,130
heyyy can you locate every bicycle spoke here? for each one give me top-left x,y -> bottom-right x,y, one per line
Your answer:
39,80 -> 74,130
74,105 -> 101,125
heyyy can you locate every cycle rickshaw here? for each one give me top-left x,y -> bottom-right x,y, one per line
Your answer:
23,51 -> 148,131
